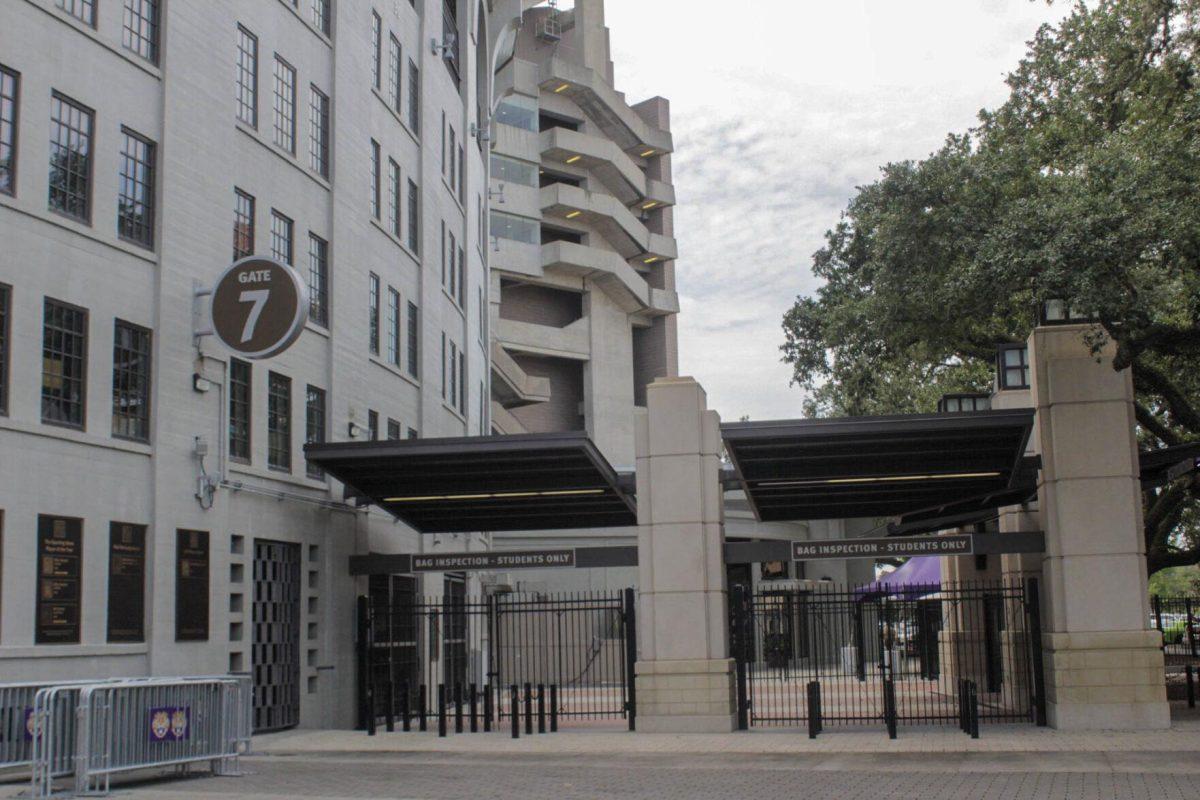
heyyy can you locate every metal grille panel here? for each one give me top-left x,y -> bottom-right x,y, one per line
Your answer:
253,540 -> 301,732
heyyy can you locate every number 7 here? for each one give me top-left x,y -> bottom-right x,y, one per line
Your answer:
238,289 -> 270,343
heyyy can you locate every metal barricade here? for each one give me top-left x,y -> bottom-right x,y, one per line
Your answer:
72,678 -> 242,797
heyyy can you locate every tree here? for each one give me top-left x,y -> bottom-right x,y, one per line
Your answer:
781,0 -> 1200,575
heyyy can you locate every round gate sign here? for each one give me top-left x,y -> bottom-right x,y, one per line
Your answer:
211,257 -> 309,359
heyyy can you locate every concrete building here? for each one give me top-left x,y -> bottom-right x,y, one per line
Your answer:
0,0 -> 495,731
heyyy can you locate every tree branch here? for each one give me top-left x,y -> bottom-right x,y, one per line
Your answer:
1133,362 -> 1200,436
1135,401 -> 1184,447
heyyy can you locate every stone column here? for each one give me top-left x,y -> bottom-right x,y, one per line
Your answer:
1030,325 -> 1168,729
633,377 -> 737,733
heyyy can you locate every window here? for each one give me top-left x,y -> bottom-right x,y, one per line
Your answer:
938,393 -> 991,414
387,287 -> 401,366
998,344 -> 1030,390
370,139 -> 380,219
48,92 -> 93,222
236,26 -> 258,127
458,246 -> 465,306
0,65 -> 19,196
447,340 -> 459,408
308,234 -> 329,326
447,232 -> 456,295
388,158 -> 401,236
42,298 -> 88,428
267,372 -> 291,471
309,85 -> 330,177
389,35 -> 402,111
270,210 -> 293,264
406,179 -> 419,252
490,155 -> 537,187
458,350 -> 466,412
367,409 -> 378,440
272,57 -> 296,153
458,144 -> 465,201
229,359 -> 251,461
311,0 -> 331,35
122,0 -> 159,63
387,418 -> 401,440
406,301 -> 419,378
112,320 -> 151,441
448,125 -> 456,185
117,128 -> 155,248
495,95 -> 536,132
371,11 -> 382,89
407,60 -> 419,130
368,272 -> 380,354
233,189 -> 255,259
440,332 -> 446,398
490,211 -> 538,244
57,0 -> 95,26
0,284 -> 9,415
407,427 -> 418,439
441,0 -> 460,83
305,385 -> 326,479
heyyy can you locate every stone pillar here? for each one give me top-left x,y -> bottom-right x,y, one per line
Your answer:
633,377 -> 737,733
1030,325 -> 1168,729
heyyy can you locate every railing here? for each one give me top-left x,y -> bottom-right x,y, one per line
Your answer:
1151,595 -> 1200,663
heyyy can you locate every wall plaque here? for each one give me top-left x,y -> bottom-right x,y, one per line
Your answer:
107,522 -> 146,643
36,515 -> 82,644
175,529 -> 210,642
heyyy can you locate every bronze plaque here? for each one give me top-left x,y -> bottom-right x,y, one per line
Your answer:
36,515 -> 82,644
210,257 -> 308,359
107,522 -> 146,643
175,529 -> 210,641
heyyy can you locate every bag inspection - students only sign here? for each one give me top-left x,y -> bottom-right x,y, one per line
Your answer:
791,535 -> 973,561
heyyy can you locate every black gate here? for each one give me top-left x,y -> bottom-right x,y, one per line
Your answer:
730,579 -> 1046,730
252,539 -> 302,732
358,587 -> 637,731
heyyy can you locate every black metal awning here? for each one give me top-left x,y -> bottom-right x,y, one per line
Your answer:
304,432 -> 637,533
721,409 -> 1036,522
1139,441 -> 1200,488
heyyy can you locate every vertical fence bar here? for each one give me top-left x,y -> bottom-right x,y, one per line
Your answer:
537,685 -> 546,734
1188,599 -> 1198,660
550,684 -> 558,732
510,686 -> 519,739
484,684 -> 493,732
732,585 -> 749,731
623,587 -> 637,731
883,678 -> 897,740
806,682 -> 818,739
523,682 -> 533,735
437,685 -> 446,738
418,685 -> 427,732
969,681 -> 980,739
356,596 -> 373,734
1025,578 -> 1048,726
454,684 -> 463,734
1187,665 -> 1196,709
469,684 -> 478,733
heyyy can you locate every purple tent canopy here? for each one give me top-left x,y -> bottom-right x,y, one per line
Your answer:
855,556 -> 941,599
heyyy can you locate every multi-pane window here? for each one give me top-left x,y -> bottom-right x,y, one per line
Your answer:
229,359 -> 251,461
388,159 -> 401,237
305,385 -> 326,479
233,189 -> 255,259
308,234 -> 329,327
270,210 -> 293,264
389,35 -> 402,111
459,350 -> 466,412
448,128 -> 457,185
311,0 -> 331,35
458,145 -> 465,201
441,333 -> 446,399
117,128 -> 155,248
267,372 -> 292,471
42,298 -> 88,428
407,179 -> 419,252
387,418 -> 401,440
57,0 -> 95,26
272,57 -> 296,153
407,427 -> 418,440
406,301 -> 419,378
371,11 -> 382,89
0,284 -> 10,415
368,272 -> 380,354
367,409 -> 378,440
48,93 -> 94,222
122,0 -> 159,63
938,393 -> 991,414
441,0 -> 460,81
112,321 -> 151,441
370,139 -> 380,219
446,232 -> 456,295
407,60 -> 419,130
457,246 -> 466,306
448,340 -> 459,408
387,287 -> 401,366
236,26 -> 258,127
0,66 -> 19,196
309,86 -> 329,178
998,345 -> 1030,390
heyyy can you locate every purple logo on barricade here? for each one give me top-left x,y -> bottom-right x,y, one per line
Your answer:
24,707 -> 35,741
148,706 -> 190,741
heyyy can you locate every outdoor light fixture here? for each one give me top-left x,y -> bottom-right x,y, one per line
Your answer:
565,210 -> 582,219
642,200 -> 658,210
554,83 -> 570,93
565,154 -> 582,164
757,472 -> 1003,488
643,255 -> 660,264
640,149 -> 656,157
347,421 -> 366,439
383,488 -> 606,503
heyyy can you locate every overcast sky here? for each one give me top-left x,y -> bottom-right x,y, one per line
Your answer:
596,0 -> 1068,421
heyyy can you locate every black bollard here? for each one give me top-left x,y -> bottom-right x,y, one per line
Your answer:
524,682 -> 533,735
470,683 -> 479,733
454,683 -> 464,734
550,685 -> 558,733
484,684 -> 493,732
438,684 -> 447,737
401,681 -> 411,732
510,685 -> 519,739
537,684 -> 546,734
806,681 -> 819,739
419,685 -> 428,732
384,681 -> 395,732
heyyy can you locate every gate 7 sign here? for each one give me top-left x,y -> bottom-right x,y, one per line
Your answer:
211,257 -> 309,359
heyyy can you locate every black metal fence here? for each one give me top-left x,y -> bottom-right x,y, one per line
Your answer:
357,584 -> 636,733
729,579 -> 1046,732
1151,595 -> 1200,664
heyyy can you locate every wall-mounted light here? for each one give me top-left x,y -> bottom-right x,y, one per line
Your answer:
639,149 -> 656,158
641,200 -> 658,210
554,83 -> 570,93
347,421 -> 366,439
565,154 -> 581,164
565,210 -> 582,219
643,255 -> 660,264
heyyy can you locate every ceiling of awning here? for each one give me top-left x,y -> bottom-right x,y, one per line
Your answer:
722,409 -> 1036,522
304,432 -> 636,533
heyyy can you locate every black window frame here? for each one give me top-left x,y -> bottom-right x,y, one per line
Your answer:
267,370 -> 292,472
236,25 -> 259,128
57,0 -> 96,26
370,138 -> 381,219
367,409 -> 378,441
387,286 -> 401,366
111,319 -> 152,442
406,178 -> 419,252
305,384 -> 326,479
122,0 -> 160,64
406,301 -> 419,378
407,60 -> 420,131
310,0 -> 331,35
997,344 -> 1030,390
272,54 -> 297,154
0,283 -> 9,416
270,209 -> 294,265
41,297 -> 88,430
0,64 -> 19,197
371,10 -> 382,89
228,358 -> 251,462
233,188 -> 255,260
48,91 -> 94,223
387,418 -> 401,440
307,232 -> 329,327
368,272 -> 381,354
308,84 -> 330,178
388,157 -> 402,237
117,127 -> 156,249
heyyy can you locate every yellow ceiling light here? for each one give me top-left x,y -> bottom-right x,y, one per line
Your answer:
565,210 -> 582,219
756,472 -> 1003,489
643,255 -> 660,264
383,488 -> 606,503
554,83 -> 570,93
642,200 -> 658,210
640,149 -> 656,157
565,154 -> 582,164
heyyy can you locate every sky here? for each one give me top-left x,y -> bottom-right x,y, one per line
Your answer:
596,0 -> 1070,421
